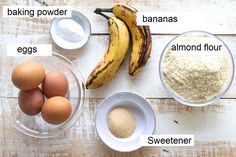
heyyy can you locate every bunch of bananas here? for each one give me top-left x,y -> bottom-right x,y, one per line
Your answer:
86,3 -> 152,89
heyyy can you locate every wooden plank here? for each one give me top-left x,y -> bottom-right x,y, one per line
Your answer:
1,0 -> 236,156
1,0 -> 236,35
1,35 -> 236,99
1,98 -> 236,156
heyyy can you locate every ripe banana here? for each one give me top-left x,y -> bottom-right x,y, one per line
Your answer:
86,12 -> 130,89
97,4 -> 152,75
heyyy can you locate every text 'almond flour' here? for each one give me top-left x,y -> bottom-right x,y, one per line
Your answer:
162,36 -> 229,102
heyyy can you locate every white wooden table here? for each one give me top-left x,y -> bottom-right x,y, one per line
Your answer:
1,0 -> 236,156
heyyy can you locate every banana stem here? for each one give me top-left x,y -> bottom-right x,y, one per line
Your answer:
94,8 -> 110,19
97,8 -> 113,12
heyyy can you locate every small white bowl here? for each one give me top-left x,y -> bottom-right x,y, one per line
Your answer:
159,30 -> 234,106
50,9 -> 91,50
95,92 -> 156,152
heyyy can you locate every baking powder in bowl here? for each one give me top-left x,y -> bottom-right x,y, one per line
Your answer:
57,18 -> 85,43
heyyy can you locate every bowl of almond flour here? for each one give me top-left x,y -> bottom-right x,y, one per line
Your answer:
159,31 -> 234,106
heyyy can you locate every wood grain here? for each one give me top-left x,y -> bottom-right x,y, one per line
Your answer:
2,0 -> 236,156
1,35 -> 236,98
1,0 -> 236,35
1,99 -> 236,157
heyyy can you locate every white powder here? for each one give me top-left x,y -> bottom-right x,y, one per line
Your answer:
58,19 -> 85,42
162,36 -> 229,102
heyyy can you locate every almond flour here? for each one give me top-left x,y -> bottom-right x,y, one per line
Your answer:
162,36 -> 229,102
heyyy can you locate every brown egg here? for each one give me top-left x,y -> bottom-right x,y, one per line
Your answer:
18,88 -> 45,116
12,61 -> 45,90
42,72 -> 69,98
41,96 -> 72,124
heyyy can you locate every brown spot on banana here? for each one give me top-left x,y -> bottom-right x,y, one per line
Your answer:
130,27 -> 152,75
95,4 -> 152,76
86,60 -> 114,89
143,26 -> 152,61
86,12 -> 130,89
138,26 -> 152,66
128,26 -> 147,75
110,3 -> 152,75
116,4 -> 138,13
137,27 -> 148,65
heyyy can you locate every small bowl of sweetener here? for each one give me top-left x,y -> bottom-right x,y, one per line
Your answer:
95,92 -> 156,152
159,31 -> 234,106
50,9 -> 91,50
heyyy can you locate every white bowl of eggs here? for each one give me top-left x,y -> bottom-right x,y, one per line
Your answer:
2,53 -> 86,138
